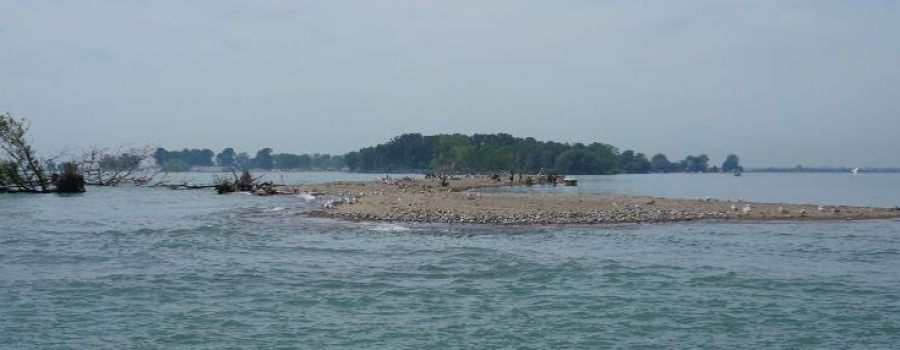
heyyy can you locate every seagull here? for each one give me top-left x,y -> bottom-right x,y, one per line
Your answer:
851,167 -> 860,176
742,205 -> 752,214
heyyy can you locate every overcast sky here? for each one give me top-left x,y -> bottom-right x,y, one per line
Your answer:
2,0 -> 899,167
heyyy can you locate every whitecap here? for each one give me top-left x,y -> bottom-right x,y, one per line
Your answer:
298,193 -> 317,201
265,207 -> 286,212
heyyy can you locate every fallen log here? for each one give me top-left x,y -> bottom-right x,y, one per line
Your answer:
160,183 -> 218,190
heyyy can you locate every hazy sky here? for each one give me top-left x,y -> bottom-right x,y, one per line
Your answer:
2,0 -> 899,167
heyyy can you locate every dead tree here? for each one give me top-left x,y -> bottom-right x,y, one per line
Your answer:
76,146 -> 157,186
213,169 -> 271,194
0,113 -> 51,193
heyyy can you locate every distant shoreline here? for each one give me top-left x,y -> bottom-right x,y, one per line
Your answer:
155,169 -> 900,175
274,178 -> 900,226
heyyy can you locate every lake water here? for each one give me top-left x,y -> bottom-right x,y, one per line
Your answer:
485,173 -> 900,208
2,172 -> 900,349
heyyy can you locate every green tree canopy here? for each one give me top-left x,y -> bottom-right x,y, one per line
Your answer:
650,153 -> 672,173
722,154 -> 742,172
216,148 -> 236,167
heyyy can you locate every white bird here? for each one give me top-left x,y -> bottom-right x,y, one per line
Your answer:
851,167 -> 860,176
742,205 -> 752,214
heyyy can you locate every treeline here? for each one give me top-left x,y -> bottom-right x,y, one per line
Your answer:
344,133 -> 743,175
152,147 -> 345,172
152,133 -> 743,175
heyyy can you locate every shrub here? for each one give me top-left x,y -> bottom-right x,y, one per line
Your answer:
213,176 -> 235,194
53,163 -> 86,193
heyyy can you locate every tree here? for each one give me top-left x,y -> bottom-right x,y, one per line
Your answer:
555,149 -> 604,175
254,148 -> 274,170
342,133 -> 621,174
53,163 -> 85,193
216,148 -> 236,167
722,154 -> 742,173
0,113 -> 51,192
681,154 -> 710,172
161,159 -> 190,172
345,151 -> 361,171
152,148 -> 214,169
152,148 -> 170,167
77,146 -> 155,186
234,152 -> 252,170
618,150 -> 652,174
650,153 -> 672,173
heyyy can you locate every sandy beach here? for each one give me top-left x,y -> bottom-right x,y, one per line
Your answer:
276,177 -> 900,225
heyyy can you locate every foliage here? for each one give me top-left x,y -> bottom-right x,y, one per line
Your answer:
0,113 -> 50,192
237,170 -> 255,191
617,150 -> 652,174
722,154 -> 742,173
161,159 -> 191,172
345,133 -> 620,174
234,152 -> 252,169
53,163 -> 85,193
524,176 -> 534,186
151,134 -> 740,177
213,176 -> 235,194
152,148 -> 215,169
555,150 -> 606,175
680,154 -> 710,173
216,148 -> 236,167
254,148 -> 274,170
213,170 -> 259,194
156,147 -> 345,171
650,153 -> 673,173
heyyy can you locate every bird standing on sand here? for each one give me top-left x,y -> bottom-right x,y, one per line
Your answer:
742,205 -> 752,214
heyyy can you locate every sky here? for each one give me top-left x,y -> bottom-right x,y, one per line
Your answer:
1,0 -> 899,167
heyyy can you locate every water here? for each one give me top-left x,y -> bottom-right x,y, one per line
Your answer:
487,173 -> 900,207
2,173 -> 900,349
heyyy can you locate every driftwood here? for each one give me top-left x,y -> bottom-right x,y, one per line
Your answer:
159,183 -> 218,190
213,169 -> 274,194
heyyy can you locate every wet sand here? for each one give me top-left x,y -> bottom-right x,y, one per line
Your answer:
277,178 -> 900,225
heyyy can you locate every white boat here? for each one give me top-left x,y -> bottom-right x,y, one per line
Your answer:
562,176 -> 578,186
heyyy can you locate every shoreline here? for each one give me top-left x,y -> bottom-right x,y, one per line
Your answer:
277,178 -> 900,226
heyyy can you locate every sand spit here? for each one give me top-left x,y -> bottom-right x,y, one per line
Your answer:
276,178 -> 900,225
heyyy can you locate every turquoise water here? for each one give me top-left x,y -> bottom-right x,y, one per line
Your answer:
2,173 -> 900,349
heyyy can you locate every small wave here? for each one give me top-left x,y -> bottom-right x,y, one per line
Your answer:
365,223 -> 412,232
298,193 -> 316,201
265,207 -> 286,212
